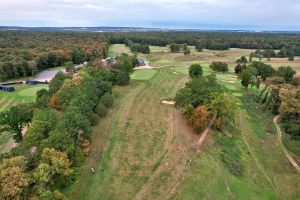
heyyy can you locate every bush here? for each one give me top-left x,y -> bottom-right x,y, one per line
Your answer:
91,114 -> 100,125
188,64 -> 203,78
100,93 -> 114,108
209,61 -> 228,72
115,70 -> 130,86
96,103 -> 108,118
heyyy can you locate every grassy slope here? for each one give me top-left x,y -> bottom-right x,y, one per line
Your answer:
70,44 -> 300,200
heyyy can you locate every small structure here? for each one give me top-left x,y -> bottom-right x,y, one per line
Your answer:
137,58 -> 146,66
26,80 -> 39,85
0,85 -> 15,92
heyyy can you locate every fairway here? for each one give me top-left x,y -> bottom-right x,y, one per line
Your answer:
0,84 -> 48,112
69,44 -> 300,200
131,69 -> 158,80
108,44 -> 132,57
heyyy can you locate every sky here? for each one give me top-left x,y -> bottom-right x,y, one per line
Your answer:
0,0 -> 300,31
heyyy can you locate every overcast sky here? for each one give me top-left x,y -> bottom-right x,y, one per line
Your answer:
0,0 -> 300,30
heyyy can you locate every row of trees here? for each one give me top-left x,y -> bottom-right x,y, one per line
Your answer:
124,39 -> 150,54
0,55 -> 134,198
169,43 -> 191,55
105,31 -> 300,50
250,47 -> 300,61
0,31 -> 108,81
235,60 -> 299,140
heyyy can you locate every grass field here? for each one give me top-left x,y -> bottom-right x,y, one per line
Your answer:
108,44 -> 132,57
0,84 -> 48,112
69,44 -> 300,200
131,69 -> 158,81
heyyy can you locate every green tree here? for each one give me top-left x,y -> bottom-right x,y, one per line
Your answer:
34,148 -> 72,185
276,66 -> 296,82
0,104 -> 33,142
236,56 -> 248,64
100,93 -> 114,108
209,61 -> 228,72
188,64 -> 203,78
184,48 -> 191,55
36,88 -> 51,108
65,61 -> 74,72
238,67 -> 257,89
115,70 -> 130,86
23,109 -> 59,147
49,72 -> 65,95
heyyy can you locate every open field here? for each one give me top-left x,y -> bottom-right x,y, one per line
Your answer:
69,44 -> 300,200
108,44 -> 132,57
0,84 -> 48,112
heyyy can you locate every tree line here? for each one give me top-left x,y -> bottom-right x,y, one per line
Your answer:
124,39 -> 150,54
104,31 -> 300,50
0,31 -> 108,81
235,58 -> 299,140
250,46 -> 300,61
0,53 -> 135,199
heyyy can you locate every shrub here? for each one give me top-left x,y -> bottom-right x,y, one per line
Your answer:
188,64 -> 203,78
96,103 -> 108,118
115,70 -> 130,85
209,61 -> 228,72
91,114 -> 100,125
100,93 -> 114,108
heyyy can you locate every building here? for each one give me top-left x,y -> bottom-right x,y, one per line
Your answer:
136,58 -> 146,66
0,85 -> 15,92
26,80 -> 39,85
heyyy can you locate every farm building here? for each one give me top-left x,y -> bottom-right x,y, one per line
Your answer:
0,85 -> 15,92
26,80 -> 39,85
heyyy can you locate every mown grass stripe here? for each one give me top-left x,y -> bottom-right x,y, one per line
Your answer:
0,99 -> 16,112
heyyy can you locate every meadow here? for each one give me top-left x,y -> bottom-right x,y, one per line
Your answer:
69,44 -> 300,199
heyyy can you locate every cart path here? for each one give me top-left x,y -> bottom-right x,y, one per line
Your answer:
273,115 -> 300,173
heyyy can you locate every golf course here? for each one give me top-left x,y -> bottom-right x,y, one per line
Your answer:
68,44 -> 300,200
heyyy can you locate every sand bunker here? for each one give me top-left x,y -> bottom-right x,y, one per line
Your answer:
161,99 -> 176,105
223,80 -> 235,83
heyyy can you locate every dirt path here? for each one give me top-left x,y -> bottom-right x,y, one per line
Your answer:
273,115 -> 300,173
194,113 -> 217,148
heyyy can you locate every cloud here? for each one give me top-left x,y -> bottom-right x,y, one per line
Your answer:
0,0 -> 299,30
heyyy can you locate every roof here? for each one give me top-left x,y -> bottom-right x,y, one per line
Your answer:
0,85 -> 14,89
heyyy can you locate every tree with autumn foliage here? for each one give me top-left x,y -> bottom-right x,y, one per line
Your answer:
189,105 -> 209,132
34,148 -> 72,186
0,156 -> 29,200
